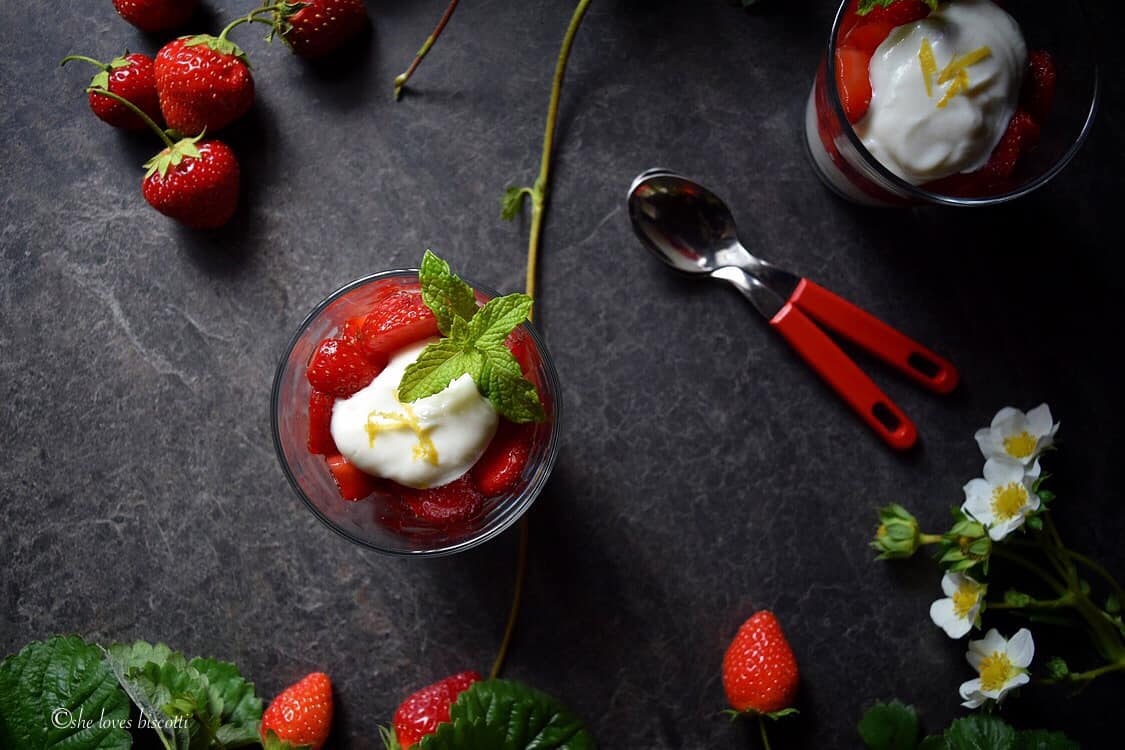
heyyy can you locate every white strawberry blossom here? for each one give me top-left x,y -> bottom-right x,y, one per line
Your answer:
959,628 -> 1034,708
974,404 -> 1058,474
929,572 -> 985,639
962,458 -> 1040,541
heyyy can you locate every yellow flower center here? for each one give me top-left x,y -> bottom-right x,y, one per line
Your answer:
952,581 -> 983,619
365,403 -> 439,465
978,651 -> 1017,692
1003,431 -> 1037,459
991,482 -> 1028,520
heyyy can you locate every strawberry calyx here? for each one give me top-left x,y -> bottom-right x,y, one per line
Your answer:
61,54 -> 133,90
144,132 -> 206,178
377,725 -> 403,750
262,729 -> 312,750
183,34 -> 250,67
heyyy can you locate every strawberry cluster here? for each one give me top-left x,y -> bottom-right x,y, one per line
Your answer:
63,0 -> 368,229
306,283 -> 539,531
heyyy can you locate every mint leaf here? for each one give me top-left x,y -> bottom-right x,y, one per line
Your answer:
1013,729 -> 1079,750
420,679 -> 596,750
401,252 -> 545,423
398,340 -> 483,402
858,0 -> 938,14
0,635 -> 132,750
858,700 -> 920,750
942,715 -> 1015,750
468,294 -> 534,349
420,249 -> 479,335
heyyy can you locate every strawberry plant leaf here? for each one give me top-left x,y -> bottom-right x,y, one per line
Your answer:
859,700 -> 920,750
419,249 -> 479,335
0,636 -> 133,750
188,658 -> 263,747
420,679 -> 595,750
941,715 -> 1015,750
1012,730 -> 1079,750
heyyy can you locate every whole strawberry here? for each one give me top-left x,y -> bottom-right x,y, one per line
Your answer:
275,0 -> 368,59
722,610 -> 799,716
142,136 -> 240,228
386,671 -> 482,749
261,672 -> 333,750
61,53 -> 162,131
155,35 -> 254,134
113,0 -> 198,32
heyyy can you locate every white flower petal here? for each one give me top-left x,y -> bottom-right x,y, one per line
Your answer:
1026,403 -> 1053,436
930,598 -> 970,638
959,679 -> 986,708
988,517 -> 1021,541
941,572 -> 961,597
1007,629 -> 1035,667
985,458 -> 1025,485
991,407 -> 1021,428
977,628 -> 1008,654
1025,460 -> 1042,481
1009,672 -> 1030,689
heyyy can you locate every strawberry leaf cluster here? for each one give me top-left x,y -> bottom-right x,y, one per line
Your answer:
400,251 -> 545,424
858,701 -> 1076,750
0,635 -> 269,750
418,679 -> 595,750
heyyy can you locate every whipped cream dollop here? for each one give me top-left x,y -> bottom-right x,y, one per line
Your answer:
331,339 -> 498,489
856,0 -> 1027,184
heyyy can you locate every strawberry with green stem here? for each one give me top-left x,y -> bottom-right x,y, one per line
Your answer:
264,0 -> 369,60
261,672 -> 334,750
61,52 -> 162,131
113,0 -> 199,32
90,88 -> 240,229
152,4 -> 295,134
722,610 -> 800,749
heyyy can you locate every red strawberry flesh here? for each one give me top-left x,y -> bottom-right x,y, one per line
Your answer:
359,290 -> 440,360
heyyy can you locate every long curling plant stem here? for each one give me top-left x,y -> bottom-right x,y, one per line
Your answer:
394,0 -> 461,100
86,88 -> 174,149
524,0 -> 593,302
490,517 -> 529,679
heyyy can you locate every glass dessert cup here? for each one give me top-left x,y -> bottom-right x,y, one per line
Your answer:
271,270 -> 562,557
805,0 -> 1099,207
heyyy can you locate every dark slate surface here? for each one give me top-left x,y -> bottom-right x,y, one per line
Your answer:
2,0 -> 1123,747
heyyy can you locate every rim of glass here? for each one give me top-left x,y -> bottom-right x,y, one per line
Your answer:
825,0 -> 1100,207
269,269 -> 563,558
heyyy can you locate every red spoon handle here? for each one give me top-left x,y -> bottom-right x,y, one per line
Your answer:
789,279 -> 959,394
771,302 -> 918,450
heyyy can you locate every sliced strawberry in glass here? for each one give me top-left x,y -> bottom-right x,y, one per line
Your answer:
842,20 -> 895,55
326,454 -> 379,501
308,390 -> 337,455
359,289 -> 440,360
862,0 -> 931,27
307,337 -> 384,397
472,421 -> 534,496
397,476 -> 484,526
836,47 -> 873,124
1022,50 -> 1056,122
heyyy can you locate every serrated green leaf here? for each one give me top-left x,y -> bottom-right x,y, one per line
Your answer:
0,636 -> 132,750
420,679 -> 595,750
419,249 -> 479,335
399,340 -> 482,402
943,715 -> 1016,750
479,356 -> 546,424
1012,729 -> 1080,750
467,294 -> 534,349
189,657 -> 263,747
858,700 -> 920,750
918,737 -> 946,750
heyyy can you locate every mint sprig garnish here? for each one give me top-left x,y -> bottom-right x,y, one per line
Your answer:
400,251 -> 545,424
857,0 -> 938,15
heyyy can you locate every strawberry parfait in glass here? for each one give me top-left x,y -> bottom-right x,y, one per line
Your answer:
271,252 -> 561,556
805,0 -> 1098,206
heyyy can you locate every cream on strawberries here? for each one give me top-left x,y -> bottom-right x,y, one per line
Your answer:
330,339 -> 499,490
856,0 -> 1027,184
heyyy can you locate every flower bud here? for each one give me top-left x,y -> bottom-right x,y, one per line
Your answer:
872,504 -> 921,559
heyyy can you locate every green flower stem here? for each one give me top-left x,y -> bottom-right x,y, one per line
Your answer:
1068,549 -> 1125,605
985,593 -> 1074,610
992,546 -> 1068,595
918,533 -> 943,545
759,716 -> 772,750
489,517 -> 528,680
217,4 -> 283,42
393,0 -> 461,100
84,87 -> 175,149
524,0 -> 593,302
60,55 -> 108,69
1038,658 -> 1125,686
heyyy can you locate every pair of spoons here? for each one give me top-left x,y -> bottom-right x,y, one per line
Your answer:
626,169 -> 958,450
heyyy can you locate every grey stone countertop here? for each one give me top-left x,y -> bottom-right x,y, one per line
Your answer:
2,1 -> 1123,747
